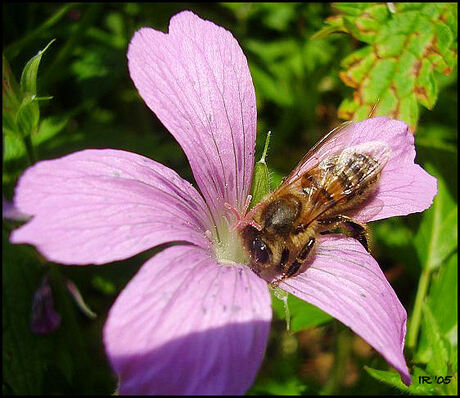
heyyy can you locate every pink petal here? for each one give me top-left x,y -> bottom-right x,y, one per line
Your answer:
11,149 -> 211,265
104,245 -> 271,395
128,11 -> 257,217
280,235 -> 411,386
288,117 -> 437,222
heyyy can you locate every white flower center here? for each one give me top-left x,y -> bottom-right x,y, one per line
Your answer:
209,216 -> 249,265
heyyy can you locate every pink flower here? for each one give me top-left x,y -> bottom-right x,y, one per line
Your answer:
10,11 -> 436,394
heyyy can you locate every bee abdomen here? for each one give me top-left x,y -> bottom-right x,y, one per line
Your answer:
301,172 -> 336,202
342,153 -> 379,187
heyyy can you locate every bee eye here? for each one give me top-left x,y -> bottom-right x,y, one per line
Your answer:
252,237 -> 271,264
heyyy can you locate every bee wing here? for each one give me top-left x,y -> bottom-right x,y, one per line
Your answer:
293,141 -> 391,222
347,197 -> 385,222
280,121 -> 354,188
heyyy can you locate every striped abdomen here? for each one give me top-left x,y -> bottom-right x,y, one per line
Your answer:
299,151 -> 383,222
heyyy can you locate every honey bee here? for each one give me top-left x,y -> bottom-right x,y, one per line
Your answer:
239,124 -> 391,285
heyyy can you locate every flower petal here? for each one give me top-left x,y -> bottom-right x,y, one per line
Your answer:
290,117 -> 437,222
128,11 -> 257,216
11,149 -> 211,265
104,245 -> 271,395
280,235 -> 411,386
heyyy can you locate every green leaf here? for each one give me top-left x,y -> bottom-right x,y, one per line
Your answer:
269,169 -> 284,191
422,306 -> 449,376
250,376 -> 306,395
322,3 -> 458,131
416,253 -> 458,364
365,366 -> 437,394
2,56 -> 22,134
413,164 -> 457,271
2,228 -> 103,394
3,115 -> 69,167
20,39 -> 55,96
33,115 -> 69,146
249,63 -> 293,106
416,124 -> 457,152
16,93 -> 40,137
288,294 -> 332,332
271,291 -> 332,332
2,231 -> 47,394
5,40 -> 55,139
258,3 -> 298,32
428,252 -> 458,339
373,217 -> 412,249
250,131 -> 271,207
246,38 -> 308,107
303,37 -> 335,73
3,128 -> 27,163
2,56 -> 21,114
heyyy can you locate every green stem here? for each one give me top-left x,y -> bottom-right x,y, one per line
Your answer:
407,266 -> 432,350
22,134 -> 36,165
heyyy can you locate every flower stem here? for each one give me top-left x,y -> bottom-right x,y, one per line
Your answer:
407,266 -> 432,350
23,134 -> 37,164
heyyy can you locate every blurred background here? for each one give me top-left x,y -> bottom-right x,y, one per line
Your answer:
3,3 -> 457,395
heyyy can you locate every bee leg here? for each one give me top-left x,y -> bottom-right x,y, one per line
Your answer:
286,260 -> 302,278
270,237 -> 316,287
270,262 -> 304,288
269,262 -> 301,288
318,215 -> 368,251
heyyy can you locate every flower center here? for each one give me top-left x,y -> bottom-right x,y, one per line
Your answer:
209,215 -> 249,266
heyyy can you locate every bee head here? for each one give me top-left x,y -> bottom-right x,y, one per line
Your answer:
240,225 -> 273,269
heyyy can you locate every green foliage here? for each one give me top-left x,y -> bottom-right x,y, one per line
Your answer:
414,253 -> 458,394
2,57 -> 21,135
2,230 -> 48,394
371,299 -> 457,395
2,230 -> 113,394
319,2 -> 458,131
272,291 -> 333,332
2,3 -> 458,395
20,40 -> 54,97
11,40 -> 54,139
413,164 -> 457,271
427,253 -> 458,343
250,131 -> 271,207
3,39 -> 55,175
250,375 -> 307,396
422,306 -> 449,378
365,366 -> 438,394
